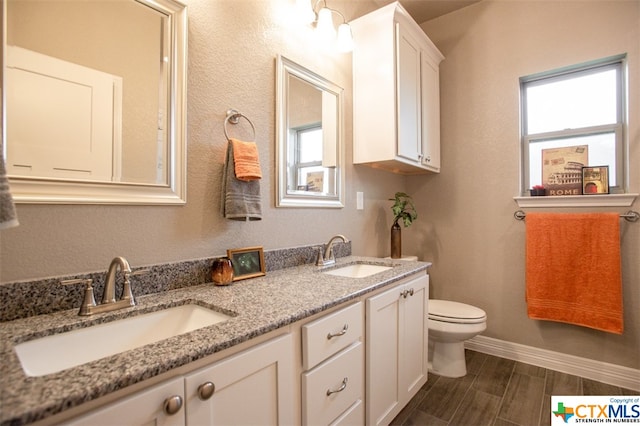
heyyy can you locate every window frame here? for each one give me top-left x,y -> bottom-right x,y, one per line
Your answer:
519,55 -> 628,197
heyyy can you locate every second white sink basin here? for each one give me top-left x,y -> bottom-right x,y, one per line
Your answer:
323,263 -> 392,278
14,304 -> 232,377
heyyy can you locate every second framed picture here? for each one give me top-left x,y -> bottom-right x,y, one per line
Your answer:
227,246 -> 266,281
582,166 -> 609,195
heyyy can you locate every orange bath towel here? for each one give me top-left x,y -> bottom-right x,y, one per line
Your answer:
525,213 -> 623,334
230,138 -> 262,181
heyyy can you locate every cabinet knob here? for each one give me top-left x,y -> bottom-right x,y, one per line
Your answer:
401,288 -> 415,298
197,381 -> 216,400
327,324 -> 349,340
425,156 -> 431,163
326,377 -> 348,396
163,395 -> 183,415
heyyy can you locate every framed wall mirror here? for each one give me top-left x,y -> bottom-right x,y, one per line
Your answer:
2,0 -> 187,204
275,55 -> 344,208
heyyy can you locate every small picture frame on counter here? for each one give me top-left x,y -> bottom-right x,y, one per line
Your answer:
227,246 -> 266,281
582,166 -> 609,195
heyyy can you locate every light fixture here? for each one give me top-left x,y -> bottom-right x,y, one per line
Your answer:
316,6 -> 336,41
336,22 -> 354,53
298,0 -> 354,53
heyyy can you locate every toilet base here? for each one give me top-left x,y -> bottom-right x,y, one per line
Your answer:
428,339 -> 467,378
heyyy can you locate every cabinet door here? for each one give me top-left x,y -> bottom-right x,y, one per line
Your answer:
420,52 -> 441,172
396,22 -> 422,163
366,274 -> 429,426
366,284 -> 402,426
184,334 -> 295,425
65,377 -> 185,426
399,275 -> 429,398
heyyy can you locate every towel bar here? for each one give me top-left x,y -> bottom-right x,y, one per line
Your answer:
514,210 -> 639,222
224,109 -> 256,141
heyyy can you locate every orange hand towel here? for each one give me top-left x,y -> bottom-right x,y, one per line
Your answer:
230,138 -> 262,181
525,213 -> 623,334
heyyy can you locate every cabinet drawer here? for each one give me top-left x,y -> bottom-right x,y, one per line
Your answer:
303,302 -> 363,370
330,399 -> 364,426
302,342 -> 363,426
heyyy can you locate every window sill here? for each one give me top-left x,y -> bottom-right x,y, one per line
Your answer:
513,193 -> 638,208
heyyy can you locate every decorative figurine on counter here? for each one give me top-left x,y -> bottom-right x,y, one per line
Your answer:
212,257 -> 234,285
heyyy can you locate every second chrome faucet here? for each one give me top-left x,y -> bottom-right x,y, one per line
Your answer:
316,234 -> 349,266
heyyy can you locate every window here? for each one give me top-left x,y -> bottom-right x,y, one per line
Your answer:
520,55 -> 626,196
290,125 -> 333,193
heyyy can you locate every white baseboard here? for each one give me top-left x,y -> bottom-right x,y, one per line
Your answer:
465,335 -> 640,392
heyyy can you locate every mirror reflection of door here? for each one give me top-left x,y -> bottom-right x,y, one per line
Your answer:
6,46 -> 121,182
5,0 -> 168,185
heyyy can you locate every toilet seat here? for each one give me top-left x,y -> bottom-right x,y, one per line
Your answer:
429,300 -> 486,324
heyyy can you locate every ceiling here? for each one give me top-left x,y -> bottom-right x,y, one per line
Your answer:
373,0 -> 480,24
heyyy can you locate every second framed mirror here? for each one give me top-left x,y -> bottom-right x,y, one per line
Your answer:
275,55 -> 344,208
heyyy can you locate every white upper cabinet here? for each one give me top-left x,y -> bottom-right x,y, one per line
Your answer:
352,1 -> 444,174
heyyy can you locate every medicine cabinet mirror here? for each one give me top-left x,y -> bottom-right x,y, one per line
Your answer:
276,55 -> 344,208
2,0 -> 187,204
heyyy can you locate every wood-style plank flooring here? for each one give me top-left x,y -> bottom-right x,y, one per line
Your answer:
391,350 -> 637,426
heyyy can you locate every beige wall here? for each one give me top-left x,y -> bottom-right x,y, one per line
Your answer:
2,0 -> 638,371
411,0 -> 640,369
0,0 -> 402,280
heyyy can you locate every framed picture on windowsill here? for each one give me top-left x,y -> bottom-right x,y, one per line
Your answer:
582,166 -> 609,195
227,246 -> 266,281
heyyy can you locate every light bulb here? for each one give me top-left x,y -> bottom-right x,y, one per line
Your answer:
316,7 -> 336,41
336,23 -> 354,52
296,0 -> 315,25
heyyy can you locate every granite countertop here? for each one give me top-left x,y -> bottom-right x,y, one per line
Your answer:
0,256 -> 430,426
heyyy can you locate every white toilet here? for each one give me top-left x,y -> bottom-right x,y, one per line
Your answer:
427,299 -> 487,378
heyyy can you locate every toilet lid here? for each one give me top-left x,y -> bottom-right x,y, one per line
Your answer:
429,300 -> 486,324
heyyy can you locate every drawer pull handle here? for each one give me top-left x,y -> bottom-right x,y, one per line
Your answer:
326,377 -> 348,396
163,395 -> 183,415
327,324 -> 349,340
198,381 -> 215,400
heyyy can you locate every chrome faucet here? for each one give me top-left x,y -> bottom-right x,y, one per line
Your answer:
316,234 -> 349,266
61,256 -> 147,316
103,256 -> 132,304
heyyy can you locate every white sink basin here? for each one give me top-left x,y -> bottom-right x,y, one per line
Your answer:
323,263 -> 392,278
14,304 -> 232,377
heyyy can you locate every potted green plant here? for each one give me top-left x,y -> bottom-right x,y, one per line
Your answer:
389,192 -> 417,258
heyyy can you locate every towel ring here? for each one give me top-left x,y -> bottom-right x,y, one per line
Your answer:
224,109 -> 256,141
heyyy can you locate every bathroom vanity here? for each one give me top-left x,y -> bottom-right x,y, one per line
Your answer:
0,257 -> 429,426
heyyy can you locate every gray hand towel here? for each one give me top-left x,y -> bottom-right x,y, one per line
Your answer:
0,152 -> 19,230
222,141 -> 262,221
